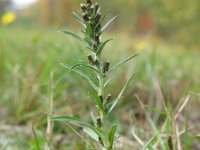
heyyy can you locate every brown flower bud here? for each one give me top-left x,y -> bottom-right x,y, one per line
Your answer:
95,13 -> 101,23
105,94 -> 112,102
87,54 -> 95,65
94,2 -> 99,11
87,0 -> 92,5
95,24 -> 101,34
82,13 -> 89,21
80,4 -> 87,12
94,59 -> 100,66
98,137 -> 104,146
96,116 -> 102,127
95,34 -> 100,44
90,5 -> 94,13
102,61 -> 110,73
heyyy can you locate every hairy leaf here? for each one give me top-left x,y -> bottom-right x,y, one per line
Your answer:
60,63 -> 98,91
109,54 -> 139,73
51,116 -> 100,135
83,127 -> 99,142
72,12 -> 85,27
108,125 -> 117,148
71,63 -> 100,74
101,15 -> 118,33
89,92 -> 105,117
96,38 -> 114,55
107,73 -> 136,114
59,30 -> 85,43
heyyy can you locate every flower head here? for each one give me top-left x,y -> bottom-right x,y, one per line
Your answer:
1,12 -> 16,25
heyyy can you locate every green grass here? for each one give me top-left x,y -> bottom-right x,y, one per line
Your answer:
0,26 -> 200,149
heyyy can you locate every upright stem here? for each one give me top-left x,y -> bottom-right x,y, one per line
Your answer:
80,0 -> 112,149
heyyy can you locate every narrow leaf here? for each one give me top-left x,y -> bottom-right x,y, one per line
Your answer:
60,63 -> 98,91
72,12 -> 85,27
51,116 -> 100,135
109,125 -> 117,148
95,10 -> 108,29
101,15 -> 118,33
86,22 -> 93,38
71,63 -> 100,74
109,54 -> 139,73
96,38 -> 114,55
67,124 -> 87,143
83,127 -> 99,142
59,30 -> 84,43
89,92 -> 105,117
100,10 -> 108,24
107,73 -> 136,114
90,112 -> 96,126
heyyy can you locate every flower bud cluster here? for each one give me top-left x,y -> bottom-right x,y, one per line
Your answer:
80,0 -> 101,52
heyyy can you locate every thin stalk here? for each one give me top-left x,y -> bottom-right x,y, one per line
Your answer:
45,72 -> 54,150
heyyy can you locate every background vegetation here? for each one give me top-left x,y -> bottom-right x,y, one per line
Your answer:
0,0 -> 200,149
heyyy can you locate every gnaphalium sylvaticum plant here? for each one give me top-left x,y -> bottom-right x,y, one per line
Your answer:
51,0 -> 138,149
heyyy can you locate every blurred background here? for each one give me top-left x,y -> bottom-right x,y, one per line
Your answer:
1,0 -> 200,46
0,0 -> 200,149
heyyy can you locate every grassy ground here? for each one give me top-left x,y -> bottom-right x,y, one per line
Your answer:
0,27 -> 200,149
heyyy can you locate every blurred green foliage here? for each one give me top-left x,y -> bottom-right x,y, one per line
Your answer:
1,0 -> 199,45
0,25 -> 200,149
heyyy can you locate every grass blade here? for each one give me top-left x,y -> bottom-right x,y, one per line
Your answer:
145,105 -> 167,116
135,94 -> 166,150
141,134 -> 158,150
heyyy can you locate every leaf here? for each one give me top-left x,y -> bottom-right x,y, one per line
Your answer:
51,116 -> 100,135
100,10 -> 108,24
66,124 -> 87,143
60,63 -> 98,91
108,54 -> 139,73
71,63 -> 100,74
86,22 -> 93,38
89,92 -> 105,118
59,30 -> 84,43
107,73 -> 136,114
108,125 -> 117,148
83,127 -> 99,142
96,38 -> 114,55
72,12 -> 85,27
95,10 -> 108,29
90,112 -> 96,126
101,15 -> 118,33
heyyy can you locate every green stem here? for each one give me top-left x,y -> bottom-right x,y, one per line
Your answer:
96,56 -> 111,150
